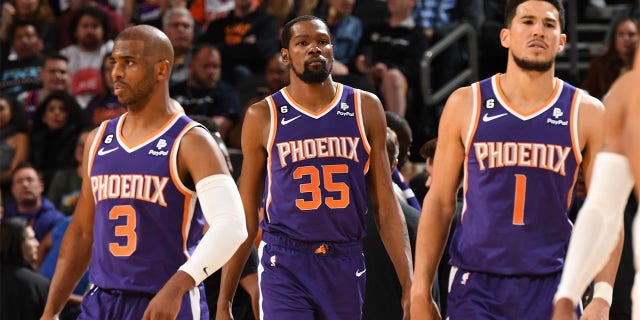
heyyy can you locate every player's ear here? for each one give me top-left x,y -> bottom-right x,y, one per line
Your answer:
281,48 -> 289,65
156,60 -> 171,80
499,28 -> 510,49
557,33 -> 567,53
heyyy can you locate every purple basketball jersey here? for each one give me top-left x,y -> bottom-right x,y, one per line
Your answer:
450,75 -> 582,275
87,113 -> 206,293
261,83 -> 371,243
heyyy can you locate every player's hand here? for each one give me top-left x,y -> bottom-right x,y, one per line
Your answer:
410,297 -> 441,320
143,272 -> 194,320
580,298 -> 610,320
39,313 -> 60,320
401,288 -> 411,320
215,303 -> 234,320
551,298 -> 578,320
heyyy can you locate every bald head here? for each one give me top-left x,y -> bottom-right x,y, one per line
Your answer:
116,25 -> 175,67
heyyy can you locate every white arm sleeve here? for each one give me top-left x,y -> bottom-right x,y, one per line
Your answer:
554,152 -> 634,305
179,174 -> 248,285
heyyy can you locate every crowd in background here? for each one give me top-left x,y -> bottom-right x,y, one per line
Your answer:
1,0 -> 639,319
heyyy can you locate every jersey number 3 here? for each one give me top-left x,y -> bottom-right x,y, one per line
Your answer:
109,205 -> 137,256
294,164 -> 349,210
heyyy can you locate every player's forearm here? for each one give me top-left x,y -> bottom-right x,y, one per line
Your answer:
217,238 -> 255,308
42,229 -> 92,317
377,203 -> 414,290
593,227 -> 624,291
217,208 -> 259,308
412,198 -> 456,300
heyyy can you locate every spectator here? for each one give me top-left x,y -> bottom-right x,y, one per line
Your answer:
56,0 -> 127,50
352,0 -> 388,31
30,91 -> 87,189
414,0 -> 456,40
362,127 -> 438,319
188,0 -> 234,29
265,0 -> 320,27
0,0 -> 56,55
85,53 -> 126,125
162,7 -> 196,86
122,0 -> 164,28
61,6 -> 114,108
39,216 -> 90,320
171,43 -> 241,140
583,17 -> 639,100
46,128 -> 91,216
190,114 -> 259,320
385,111 -> 421,210
198,0 -> 280,84
315,0 -> 363,76
2,162 -> 65,268
228,53 -> 289,149
0,21 -> 44,95
0,217 -> 50,320
16,53 -> 70,120
355,0 -> 429,117
0,95 -> 29,204
478,0 -> 508,79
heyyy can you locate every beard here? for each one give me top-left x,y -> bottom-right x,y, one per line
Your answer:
292,59 -> 332,84
115,72 -> 155,110
18,195 -> 38,208
512,52 -> 554,72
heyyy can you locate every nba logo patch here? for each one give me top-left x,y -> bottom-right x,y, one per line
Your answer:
270,255 -> 277,267
461,272 -> 470,285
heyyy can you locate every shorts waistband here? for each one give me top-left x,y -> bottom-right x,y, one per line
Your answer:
89,284 -> 156,298
262,232 -> 363,255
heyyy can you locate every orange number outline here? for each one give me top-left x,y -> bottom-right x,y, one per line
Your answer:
109,205 -> 137,256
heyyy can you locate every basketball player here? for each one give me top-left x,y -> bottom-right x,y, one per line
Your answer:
216,15 -> 413,320
40,25 -> 248,320
410,1 -> 621,319
552,32 -> 640,320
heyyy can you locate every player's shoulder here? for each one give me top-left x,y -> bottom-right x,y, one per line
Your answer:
608,69 -> 639,97
441,85 -> 475,117
577,88 -> 604,114
245,99 -> 271,120
356,89 -> 383,109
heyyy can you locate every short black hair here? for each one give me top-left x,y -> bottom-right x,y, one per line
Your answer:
11,162 -> 44,186
280,15 -> 329,49
191,42 -> 220,58
8,20 -> 41,45
43,52 -> 69,65
504,0 -> 565,31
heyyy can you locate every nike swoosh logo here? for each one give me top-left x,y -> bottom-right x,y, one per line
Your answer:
281,115 -> 302,125
482,113 -> 508,122
97,147 -> 119,156
356,269 -> 366,277
203,267 -> 209,276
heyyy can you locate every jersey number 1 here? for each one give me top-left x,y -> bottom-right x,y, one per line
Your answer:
513,174 -> 526,225
294,164 -> 349,210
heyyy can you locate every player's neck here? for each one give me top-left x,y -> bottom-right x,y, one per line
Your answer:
499,70 -> 557,112
286,78 -> 338,112
121,94 -> 178,144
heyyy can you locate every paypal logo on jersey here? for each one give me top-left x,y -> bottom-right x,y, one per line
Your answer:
547,107 -> 568,126
337,102 -> 354,117
148,139 -> 169,156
